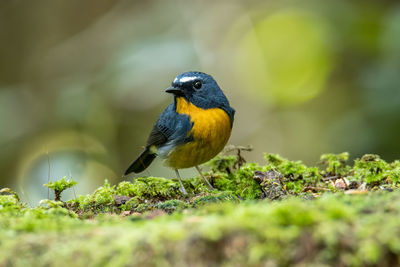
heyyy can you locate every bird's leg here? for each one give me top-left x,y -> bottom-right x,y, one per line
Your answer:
195,165 -> 214,190
175,169 -> 188,195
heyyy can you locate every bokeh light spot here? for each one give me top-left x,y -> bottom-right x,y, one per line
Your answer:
235,9 -> 333,106
16,131 -> 115,204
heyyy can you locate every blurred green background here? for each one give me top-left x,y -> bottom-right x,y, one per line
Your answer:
1,0 -> 400,204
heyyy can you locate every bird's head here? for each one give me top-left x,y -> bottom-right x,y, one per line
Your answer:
165,71 -> 231,110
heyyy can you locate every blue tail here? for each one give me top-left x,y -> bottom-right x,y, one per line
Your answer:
124,148 -> 156,175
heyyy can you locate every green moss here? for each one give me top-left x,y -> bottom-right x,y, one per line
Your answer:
303,166 -> 321,184
263,153 -> 323,194
130,177 -> 181,199
265,153 -> 307,179
6,152 -> 400,265
3,192 -> 400,266
135,203 -> 150,213
206,154 -> 238,173
232,163 -> 263,199
71,177 -> 182,213
67,179 -> 116,213
0,194 -> 23,213
389,163 -> 400,183
0,188 -> 20,201
156,199 -> 189,214
0,194 -> 19,207
115,181 -> 136,196
192,191 -> 239,207
353,154 -> 391,184
0,191 -> 79,233
87,179 -> 116,205
320,152 -> 350,176
44,177 -> 77,201
180,177 -> 210,194
120,196 -> 141,211
62,151 -> 400,217
211,173 -> 236,191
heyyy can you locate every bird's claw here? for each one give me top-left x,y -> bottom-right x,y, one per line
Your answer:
179,186 -> 188,195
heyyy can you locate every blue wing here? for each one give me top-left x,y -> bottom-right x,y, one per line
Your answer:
146,103 -> 193,156
125,103 -> 192,174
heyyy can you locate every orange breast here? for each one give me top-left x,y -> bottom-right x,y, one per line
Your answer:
165,97 -> 232,169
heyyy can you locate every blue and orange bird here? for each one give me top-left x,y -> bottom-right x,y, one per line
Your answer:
124,71 -> 235,194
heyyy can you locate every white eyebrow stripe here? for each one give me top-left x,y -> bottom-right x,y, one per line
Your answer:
179,76 -> 198,83
173,77 -> 178,83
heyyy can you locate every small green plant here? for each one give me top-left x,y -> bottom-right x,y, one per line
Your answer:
44,177 -> 77,201
206,155 -> 238,173
263,153 -> 322,193
320,152 -> 350,176
0,188 -> 20,201
353,154 -> 391,184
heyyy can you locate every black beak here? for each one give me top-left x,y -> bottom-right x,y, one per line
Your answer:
165,86 -> 184,96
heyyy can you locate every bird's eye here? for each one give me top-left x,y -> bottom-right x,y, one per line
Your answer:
193,81 -> 202,90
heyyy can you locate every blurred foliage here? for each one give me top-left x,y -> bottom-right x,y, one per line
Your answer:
234,9 -> 332,105
320,152 -> 350,176
1,0 -> 400,203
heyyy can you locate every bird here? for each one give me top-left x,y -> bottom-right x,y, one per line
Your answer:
124,71 -> 235,195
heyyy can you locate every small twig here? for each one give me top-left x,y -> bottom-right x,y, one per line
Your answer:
223,145 -> 253,169
54,190 -> 61,201
223,145 -> 253,153
321,176 -> 339,181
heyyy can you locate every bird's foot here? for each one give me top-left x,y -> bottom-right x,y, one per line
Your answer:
205,183 -> 214,191
179,185 -> 188,195
175,169 -> 188,195
195,165 -> 214,191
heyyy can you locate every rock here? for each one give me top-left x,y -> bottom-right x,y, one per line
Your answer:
113,195 -> 132,205
334,178 -> 349,190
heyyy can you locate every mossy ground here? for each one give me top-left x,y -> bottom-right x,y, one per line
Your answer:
2,150 -> 400,266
